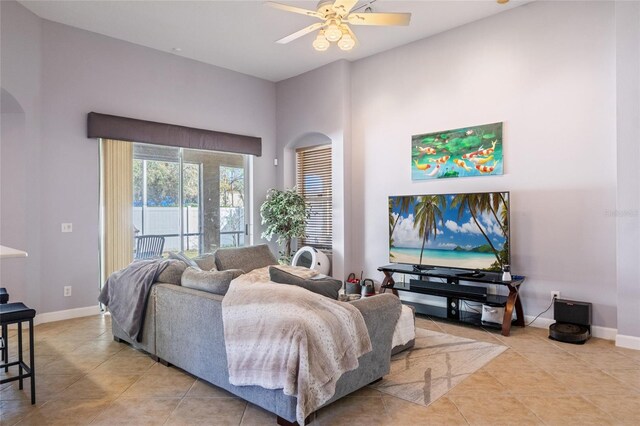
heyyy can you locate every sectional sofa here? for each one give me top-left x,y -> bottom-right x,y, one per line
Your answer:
110,245 -> 402,425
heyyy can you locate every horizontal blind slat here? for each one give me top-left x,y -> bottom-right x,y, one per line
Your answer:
296,145 -> 332,250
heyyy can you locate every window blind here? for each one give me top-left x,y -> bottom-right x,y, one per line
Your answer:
296,145 -> 332,249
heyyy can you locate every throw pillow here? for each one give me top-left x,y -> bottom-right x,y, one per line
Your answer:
193,253 -> 217,271
215,244 -> 278,273
168,252 -> 199,269
156,259 -> 187,285
181,267 -> 244,296
268,266 -> 342,300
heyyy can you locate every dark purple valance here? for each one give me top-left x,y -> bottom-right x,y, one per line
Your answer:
87,112 -> 261,156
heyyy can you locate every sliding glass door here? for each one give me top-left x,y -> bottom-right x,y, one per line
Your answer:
130,143 -> 249,259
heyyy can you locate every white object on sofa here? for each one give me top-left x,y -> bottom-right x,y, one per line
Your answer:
392,305 -> 416,349
291,246 -> 330,275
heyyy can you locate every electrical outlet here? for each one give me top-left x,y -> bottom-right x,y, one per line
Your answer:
551,290 -> 560,299
61,223 -> 73,233
64,286 -> 72,297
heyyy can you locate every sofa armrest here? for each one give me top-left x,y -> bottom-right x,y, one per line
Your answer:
321,293 -> 401,406
349,293 -> 402,357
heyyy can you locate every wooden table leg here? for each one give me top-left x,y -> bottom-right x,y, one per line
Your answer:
381,271 -> 398,296
501,284 -> 523,336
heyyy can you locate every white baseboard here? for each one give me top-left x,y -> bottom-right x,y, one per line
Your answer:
35,305 -> 101,325
524,315 -> 618,341
615,334 -> 640,350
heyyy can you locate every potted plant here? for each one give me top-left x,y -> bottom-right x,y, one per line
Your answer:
260,188 -> 309,264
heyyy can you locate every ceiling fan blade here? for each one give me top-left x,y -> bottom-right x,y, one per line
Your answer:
276,22 -> 326,44
333,0 -> 358,16
347,12 -> 411,26
265,2 -> 324,19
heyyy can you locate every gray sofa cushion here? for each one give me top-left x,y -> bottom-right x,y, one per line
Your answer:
269,266 -> 342,300
156,259 -> 187,285
181,267 -> 244,295
215,244 -> 277,273
193,253 -> 217,271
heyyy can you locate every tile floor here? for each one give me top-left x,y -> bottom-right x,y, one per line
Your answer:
1,314 -> 639,425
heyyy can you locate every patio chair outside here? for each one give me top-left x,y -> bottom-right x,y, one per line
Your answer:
135,235 -> 165,260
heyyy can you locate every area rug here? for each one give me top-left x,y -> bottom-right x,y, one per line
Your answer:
369,328 -> 507,406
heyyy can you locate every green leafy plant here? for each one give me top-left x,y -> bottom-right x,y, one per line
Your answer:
260,188 -> 309,264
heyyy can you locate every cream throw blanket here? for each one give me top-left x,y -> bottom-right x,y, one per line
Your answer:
222,266 -> 372,424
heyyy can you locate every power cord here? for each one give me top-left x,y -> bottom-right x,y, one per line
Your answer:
526,294 -> 557,326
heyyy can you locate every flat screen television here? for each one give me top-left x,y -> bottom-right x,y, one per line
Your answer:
388,191 -> 510,272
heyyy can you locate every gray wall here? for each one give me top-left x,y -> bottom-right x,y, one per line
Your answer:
615,1 -> 640,341
350,1 -> 619,328
0,0 -> 42,307
276,60 -> 352,281
1,0 -> 277,314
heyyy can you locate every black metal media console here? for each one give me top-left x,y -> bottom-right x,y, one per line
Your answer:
378,263 -> 526,336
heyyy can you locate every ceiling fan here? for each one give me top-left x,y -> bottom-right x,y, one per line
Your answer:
265,0 -> 412,52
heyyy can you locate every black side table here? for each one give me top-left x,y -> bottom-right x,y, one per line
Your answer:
0,302 -> 36,404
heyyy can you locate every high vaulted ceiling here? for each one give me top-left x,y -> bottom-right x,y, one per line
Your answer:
20,0 -> 529,82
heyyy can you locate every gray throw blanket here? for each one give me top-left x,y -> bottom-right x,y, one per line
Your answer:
98,259 -> 170,342
222,267 -> 372,425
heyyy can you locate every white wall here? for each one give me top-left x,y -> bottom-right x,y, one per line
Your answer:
350,1 -> 619,328
1,1 -> 277,314
276,60 -> 352,280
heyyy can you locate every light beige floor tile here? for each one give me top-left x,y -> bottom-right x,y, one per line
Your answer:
185,379 -> 241,398
553,337 -> 616,353
112,345 -> 150,358
516,349 -> 590,372
240,403 -> 278,425
56,373 -> 140,400
315,396 -> 389,426
164,397 -> 247,426
1,374 -> 82,402
586,394 -> 640,424
71,339 -> 125,357
601,369 -> 640,390
0,399 -> 44,426
614,346 -> 640,361
37,354 -> 112,375
480,348 -> 538,372
552,368 -> 638,395
574,351 -> 640,370
446,371 -> 510,396
90,354 -> 155,375
489,367 -> 570,395
18,399 -> 112,426
90,397 -> 181,425
121,372 -> 195,398
382,395 -> 468,425
518,395 -> 615,425
4,314 -> 640,426
449,395 -> 542,425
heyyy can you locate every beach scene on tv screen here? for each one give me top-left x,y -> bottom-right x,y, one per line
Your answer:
389,192 -> 509,272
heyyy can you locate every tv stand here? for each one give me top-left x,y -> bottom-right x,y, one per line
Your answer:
412,264 -> 434,272
378,263 -> 525,336
455,270 -> 485,278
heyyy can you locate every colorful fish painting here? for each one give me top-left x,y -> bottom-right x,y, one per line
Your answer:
411,122 -> 503,180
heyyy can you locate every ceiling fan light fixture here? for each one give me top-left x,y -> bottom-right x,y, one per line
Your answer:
337,33 -> 355,51
312,31 -> 330,51
325,20 -> 343,42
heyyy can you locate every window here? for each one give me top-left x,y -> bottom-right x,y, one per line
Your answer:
130,144 -> 249,257
296,145 -> 332,249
